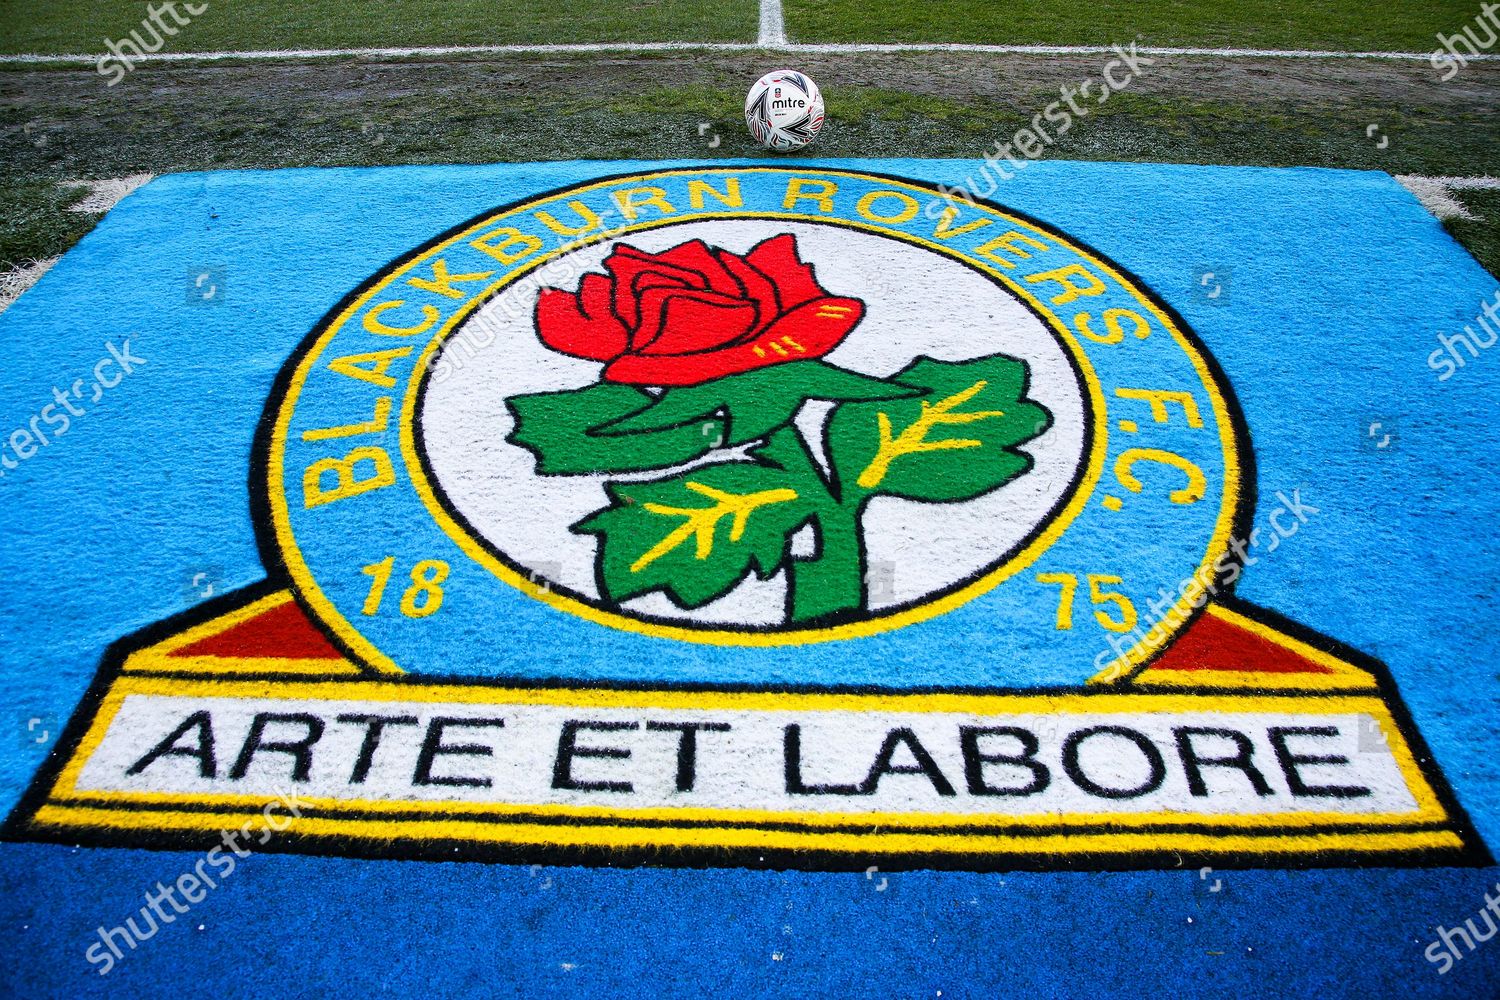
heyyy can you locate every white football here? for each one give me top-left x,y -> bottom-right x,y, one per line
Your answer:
744,70 -> 825,151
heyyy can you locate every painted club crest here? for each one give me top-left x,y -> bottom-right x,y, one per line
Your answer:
8,167 -> 1486,872
264,166 -> 1235,676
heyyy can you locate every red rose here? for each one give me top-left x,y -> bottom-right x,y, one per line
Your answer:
534,234 -> 864,387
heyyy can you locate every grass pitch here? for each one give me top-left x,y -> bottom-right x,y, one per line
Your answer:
0,180 -> 93,270
1,63 -> 1495,277
0,0 -> 1484,53
0,0 -> 756,53
1447,190 -> 1500,273
786,0 -> 1484,50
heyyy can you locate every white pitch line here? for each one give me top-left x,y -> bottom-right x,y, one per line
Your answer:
0,257 -> 59,317
1439,175 -> 1500,190
2,42 -> 1498,65
63,173 -> 155,213
1396,175 -> 1499,221
758,0 -> 787,47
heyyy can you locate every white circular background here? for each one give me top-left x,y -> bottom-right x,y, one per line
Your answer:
419,219 -> 1089,627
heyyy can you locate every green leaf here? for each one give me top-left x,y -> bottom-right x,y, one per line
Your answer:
825,353 -> 1052,503
573,428 -> 829,609
507,383 -> 722,475
592,360 -> 921,448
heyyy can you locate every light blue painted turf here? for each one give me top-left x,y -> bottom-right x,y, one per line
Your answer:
1,159 -> 1497,998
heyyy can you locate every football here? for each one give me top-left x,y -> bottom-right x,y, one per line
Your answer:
744,69 -> 826,151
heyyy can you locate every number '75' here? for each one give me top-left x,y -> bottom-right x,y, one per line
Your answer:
1035,572 -> 1138,633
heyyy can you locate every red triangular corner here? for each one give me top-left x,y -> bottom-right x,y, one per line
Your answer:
172,597 -> 346,661
1151,608 -> 1333,674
